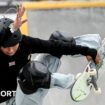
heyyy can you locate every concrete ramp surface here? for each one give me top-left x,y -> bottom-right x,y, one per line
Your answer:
28,7 -> 105,105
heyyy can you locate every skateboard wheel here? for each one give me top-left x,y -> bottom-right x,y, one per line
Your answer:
75,73 -> 82,80
88,69 -> 96,76
93,87 -> 102,95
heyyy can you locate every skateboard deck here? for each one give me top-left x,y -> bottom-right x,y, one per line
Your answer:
70,39 -> 105,102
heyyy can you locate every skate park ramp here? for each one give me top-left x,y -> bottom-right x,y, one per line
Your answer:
1,1 -> 105,105
23,2 -> 105,105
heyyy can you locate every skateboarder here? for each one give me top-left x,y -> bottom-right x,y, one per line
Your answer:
16,32 -> 102,105
0,5 -> 100,105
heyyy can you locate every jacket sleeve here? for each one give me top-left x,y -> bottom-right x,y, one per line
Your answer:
21,35 -> 97,59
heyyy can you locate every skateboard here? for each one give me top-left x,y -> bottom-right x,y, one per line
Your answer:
70,38 -> 105,102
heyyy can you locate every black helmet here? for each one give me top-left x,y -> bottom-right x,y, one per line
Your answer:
0,17 -> 22,47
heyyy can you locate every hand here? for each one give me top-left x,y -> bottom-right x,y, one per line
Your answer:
13,5 -> 27,30
86,53 -> 100,64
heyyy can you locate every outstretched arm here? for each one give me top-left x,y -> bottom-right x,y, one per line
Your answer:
13,5 -> 100,64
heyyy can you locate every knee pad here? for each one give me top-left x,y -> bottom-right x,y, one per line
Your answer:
50,31 -> 76,45
49,31 -> 76,58
18,61 -> 51,94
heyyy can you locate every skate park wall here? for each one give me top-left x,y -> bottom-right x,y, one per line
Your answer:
1,1 -> 105,105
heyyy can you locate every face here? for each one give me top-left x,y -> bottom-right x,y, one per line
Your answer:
0,43 -> 19,56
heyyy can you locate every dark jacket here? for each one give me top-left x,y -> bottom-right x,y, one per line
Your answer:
0,35 -> 97,103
